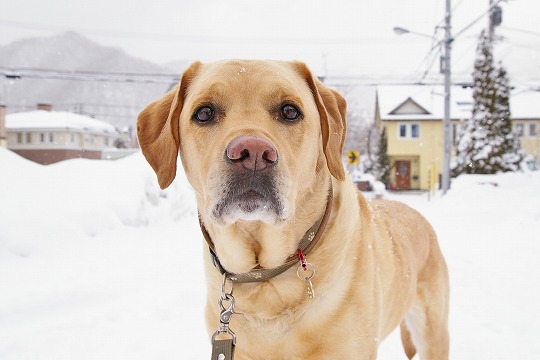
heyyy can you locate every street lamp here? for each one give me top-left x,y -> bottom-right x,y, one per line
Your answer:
393,27 -> 411,35
2,72 -> 21,105
393,0 -> 452,195
393,27 -> 433,39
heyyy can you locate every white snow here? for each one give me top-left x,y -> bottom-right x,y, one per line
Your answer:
1,147 -> 539,359
376,85 -> 473,121
6,110 -> 116,134
376,85 -> 540,124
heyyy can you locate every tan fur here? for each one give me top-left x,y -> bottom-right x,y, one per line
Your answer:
137,60 -> 449,359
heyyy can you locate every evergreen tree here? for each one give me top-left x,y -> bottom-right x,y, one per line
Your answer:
453,31 -> 522,176
493,64 -> 522,170
372,126 -> 390,186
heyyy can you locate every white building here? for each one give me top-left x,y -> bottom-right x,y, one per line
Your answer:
6,105 -> 118,164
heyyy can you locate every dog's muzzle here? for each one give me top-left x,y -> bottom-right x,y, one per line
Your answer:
225,135 -> 278,171
212,136 -> 284,223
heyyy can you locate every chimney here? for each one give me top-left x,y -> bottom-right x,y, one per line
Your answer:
37,102 -> 52,111
0,104 -> 6,147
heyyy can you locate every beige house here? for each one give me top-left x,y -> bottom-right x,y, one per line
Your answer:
509,91 -> 540,168
0,105 -> 6,148
375,85 -> 540,191
6,104 -> 118,164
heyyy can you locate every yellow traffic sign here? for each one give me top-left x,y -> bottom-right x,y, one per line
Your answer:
347,151 -> 359,165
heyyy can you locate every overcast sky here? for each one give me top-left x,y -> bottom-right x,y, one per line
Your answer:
1,0 -> 539,85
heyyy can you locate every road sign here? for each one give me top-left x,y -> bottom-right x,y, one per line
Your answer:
347,151 -> 359,165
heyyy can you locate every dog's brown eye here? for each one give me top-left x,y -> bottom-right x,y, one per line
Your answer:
280,104 -> 302,121
193,105 -> 215,123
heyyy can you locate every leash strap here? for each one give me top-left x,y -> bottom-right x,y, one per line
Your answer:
211,339 -> 235,360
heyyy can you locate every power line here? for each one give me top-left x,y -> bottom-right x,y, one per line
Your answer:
451,0 -> 468,13
0,66 -> 433,87
6,66 -> 179,78
398,0 -> 512,87
500,26 -> 540,38
2,66 -> 533,89
453,0 -> 506,40
418,47 -> 443,84
7,73 -> 175,84
1,67 -> 178,84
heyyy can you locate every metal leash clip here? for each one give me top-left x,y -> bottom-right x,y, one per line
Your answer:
211,274 -> 240,345
211,292 -> 238,345
211,274 -> 241,360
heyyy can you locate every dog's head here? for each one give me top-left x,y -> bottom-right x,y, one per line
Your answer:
138,60 -> 346,226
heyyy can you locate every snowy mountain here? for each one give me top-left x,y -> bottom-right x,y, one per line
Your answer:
0,32 -> 181,129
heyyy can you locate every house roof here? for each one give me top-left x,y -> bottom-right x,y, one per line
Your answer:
377,85 -> 540,121
377,85 -> 472,121
510,91 -> 540,120
388,97 -> 431,115
6,110 -> 117,134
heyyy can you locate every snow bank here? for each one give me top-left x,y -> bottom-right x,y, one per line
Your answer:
0,148 -> 195,259
1,147 -> 539,359
381,171 -> 540,359
0,148 -> 206,359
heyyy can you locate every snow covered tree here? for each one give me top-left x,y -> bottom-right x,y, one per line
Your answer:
492,64 -> 523,170
371,126 -> 390,186
453,31 -> 522,176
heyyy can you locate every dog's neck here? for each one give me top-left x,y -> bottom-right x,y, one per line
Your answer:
200,184 -> 332,282
200,177 -> 333,276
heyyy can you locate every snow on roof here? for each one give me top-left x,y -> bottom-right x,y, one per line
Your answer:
377,85 -> 540,121
377,85 -> 472,121
510,91 -> 540,119
6,110 -> 117,134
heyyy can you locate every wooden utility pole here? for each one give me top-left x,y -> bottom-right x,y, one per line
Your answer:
441,0 -> 452,194
488,0 -> 503,44
488,0 -> 495,43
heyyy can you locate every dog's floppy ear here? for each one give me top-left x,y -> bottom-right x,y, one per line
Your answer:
137,61 -> 202,189
292,61 -> 347,181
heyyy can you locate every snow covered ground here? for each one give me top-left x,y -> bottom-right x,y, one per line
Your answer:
1,147 -> 539,359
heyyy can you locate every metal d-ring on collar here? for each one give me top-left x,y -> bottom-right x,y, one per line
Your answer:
199,182 -> 334,284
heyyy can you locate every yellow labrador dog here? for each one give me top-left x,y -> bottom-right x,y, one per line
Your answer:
137,60 -> 449,359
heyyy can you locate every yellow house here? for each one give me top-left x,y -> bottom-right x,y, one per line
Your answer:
375,86 -> 471,190
509,91 -> 540,169
375,86 -> 540,190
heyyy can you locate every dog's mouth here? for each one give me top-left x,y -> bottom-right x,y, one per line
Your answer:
236,190 -> 267,212
212,173 -> 284,223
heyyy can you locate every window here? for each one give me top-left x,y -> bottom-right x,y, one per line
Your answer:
70,133 -> 75,143
399,124 -> 407,138
26,133 -> 32,143
48,133 -> 55,143
529,123 -> 537,137
40,133 -> 45,143
16,133 -> 23,144
411,124 -> 420,138
515,123 -> 524,136
398,123 -> 420,139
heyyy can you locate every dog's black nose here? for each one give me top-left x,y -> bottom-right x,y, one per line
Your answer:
226,136 -> 278,171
